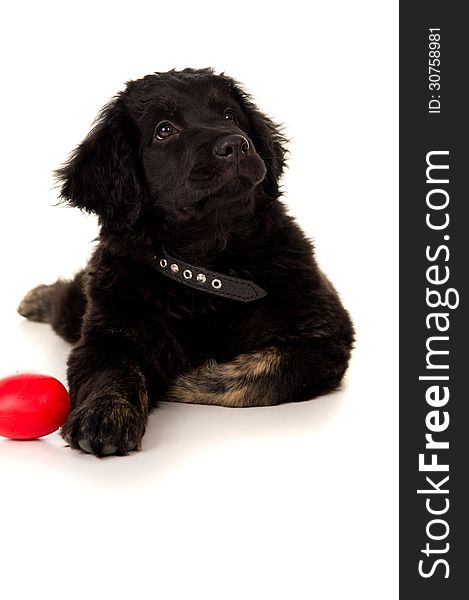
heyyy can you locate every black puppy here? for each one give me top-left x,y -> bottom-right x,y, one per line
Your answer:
18,68 -> 354,457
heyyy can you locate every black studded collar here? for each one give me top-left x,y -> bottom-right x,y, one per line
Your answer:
153,252 -> 267,302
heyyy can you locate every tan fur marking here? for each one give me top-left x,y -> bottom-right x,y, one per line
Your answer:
165,378 -> 248,407
164,347 -> 283,407
17,284 -> 54,322
220,347 -> 282,379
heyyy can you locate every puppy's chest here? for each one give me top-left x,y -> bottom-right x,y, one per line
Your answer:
143,276 -> 252,351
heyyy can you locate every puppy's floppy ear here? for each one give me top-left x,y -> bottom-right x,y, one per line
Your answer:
55,94 -> 144,229
244,104 -> 288,197
228,81 -> 288,197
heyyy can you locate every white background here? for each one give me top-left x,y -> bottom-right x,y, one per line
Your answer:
0,2 -> 398,599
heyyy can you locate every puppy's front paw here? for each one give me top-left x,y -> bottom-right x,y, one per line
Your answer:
60,395 -> 146,457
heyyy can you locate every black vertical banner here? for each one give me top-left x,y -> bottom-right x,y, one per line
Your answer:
400,2 -> 468,597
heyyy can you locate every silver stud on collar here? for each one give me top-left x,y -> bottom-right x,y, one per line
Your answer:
183,269 -> 192,279
170,263 -> 179,273
160,258 -> 168,268
196,273 -> 207,283
212,278 -> 222,289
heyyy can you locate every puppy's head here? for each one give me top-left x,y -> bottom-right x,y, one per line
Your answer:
56,69 -> 287,229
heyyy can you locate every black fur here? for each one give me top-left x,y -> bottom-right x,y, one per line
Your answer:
18,69 -> 354,457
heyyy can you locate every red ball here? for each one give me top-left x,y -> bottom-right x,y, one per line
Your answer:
0,373 -> 70,440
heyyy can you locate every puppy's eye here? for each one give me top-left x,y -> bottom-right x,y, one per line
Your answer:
154,121 -> 179,140
224,108 -> 237,125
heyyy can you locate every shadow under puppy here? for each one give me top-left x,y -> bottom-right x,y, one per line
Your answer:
18,68 -> 354,457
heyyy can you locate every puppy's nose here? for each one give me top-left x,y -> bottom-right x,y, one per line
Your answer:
214,134 -> 250,159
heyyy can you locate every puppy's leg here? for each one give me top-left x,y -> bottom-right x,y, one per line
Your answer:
60,335 -> 149,457
164,342 -> 351,407
18,271 -> 86,343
